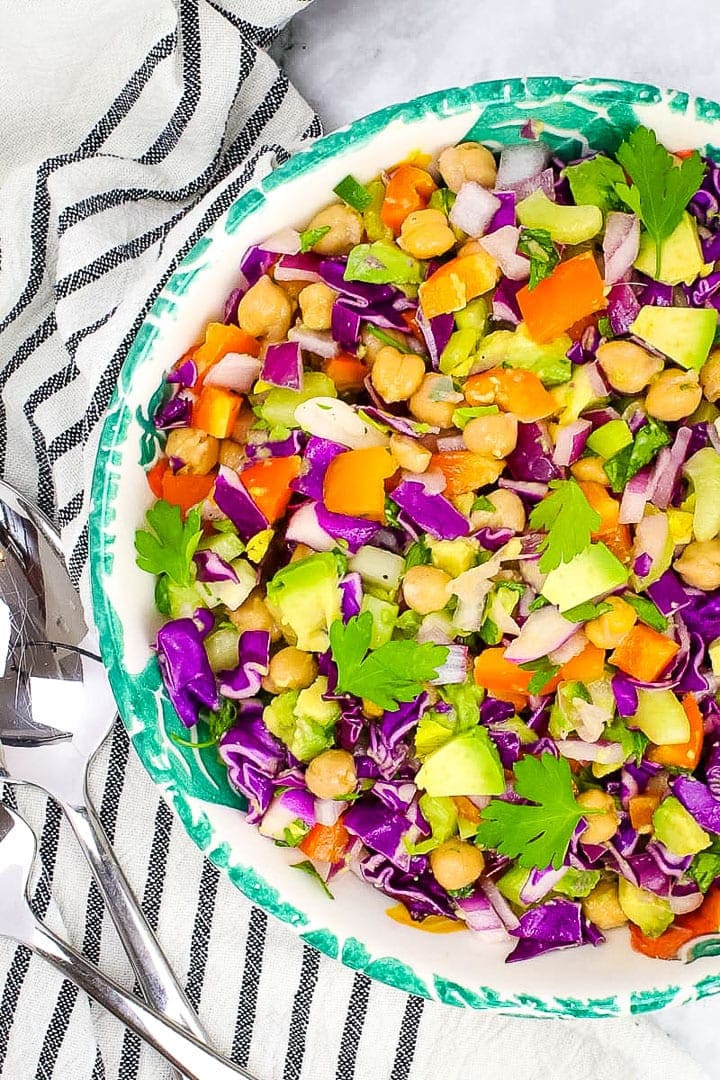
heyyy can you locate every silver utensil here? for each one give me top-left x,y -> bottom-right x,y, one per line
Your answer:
0,480 -> 211,1071
0,802 -> 250,1079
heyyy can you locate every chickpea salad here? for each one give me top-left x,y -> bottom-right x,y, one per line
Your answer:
136,125 -> 720,962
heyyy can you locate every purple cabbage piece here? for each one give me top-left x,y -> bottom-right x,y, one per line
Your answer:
219,700 -> 287,821
194,549 -> 239,583
507,422 -> 563,483
645,839 -> 692,878
703,232 -> 720,263
239,245 -> 277,288
705,741 -> 720,798
381,694 -> 429,750
687,422 -> 712,457
487,190 -> 516,231
223,287 -> 243,325
633,552 -> 652,578
487,728 -> 522,768
359,406 -> 439,438
343,798 -> 426,873
684,270 -> 720,308
506,898 -> 603,963
492,276 -> 523,324
336,696 -> 365,751
416,309 -> 454,371
625,853 -> 668,895
614,816 -> 640,858
273,787 -> 316,826
167,358 -> 197,387
245,430 -> 305,461
611,672 -> 638,718
355,755 -> 382,781
314,504 -> 379,553
607,282 -> 641,335
638,275 -> 673,307
156,617 -> 220,728
672,775 -> 720,834
373,779 -> 417,812
689,159 -> 720,229
646,571 -> 694,618
480,698 -> 516,726
676,631 -> 710,694
318,258 -> 396,307
261,341 -> 302,389
291,437 -> 346,501
339,572 -> 363,622
679,588 -> 720,641
214,465 -> 268,541
359,852 -> 456,919
474,527 -> 515,552
331,300 -> 363,351
154,393 -> 193,430
518,866 -> 567,905
390,480 -> 469,541
218,630 -> 270,700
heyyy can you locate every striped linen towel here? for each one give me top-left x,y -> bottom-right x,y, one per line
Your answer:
0,1 -> 710,1076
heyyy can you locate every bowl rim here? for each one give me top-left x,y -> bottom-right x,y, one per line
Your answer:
89,75 -> 720,1018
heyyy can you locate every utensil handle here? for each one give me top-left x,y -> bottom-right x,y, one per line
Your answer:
30,922 -> 251,1080
63,799 -> 207,1038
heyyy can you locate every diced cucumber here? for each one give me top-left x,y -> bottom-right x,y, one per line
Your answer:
683,447 -> 720,542
361,594 -> 399,648
586,419 -> 633,459
205,626 -> 241,672
516,190 -> 603,244
630,689 -> 690,746
196,558 -> 257,610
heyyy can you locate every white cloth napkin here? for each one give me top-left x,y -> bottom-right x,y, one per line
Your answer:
0,1 -> 710,1077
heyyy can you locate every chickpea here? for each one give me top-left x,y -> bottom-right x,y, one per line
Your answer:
470,488 -> 526,533
570,456 -> 610,486
298,282 -> 337,331
305,749 -> 357,800
700,347 -> 720,403
645,369 -> 702,422
675,540 -> 720,590
361,325 -> 407,364
409,373 -> 457,428
576,789 -> 619,845
218,438 -> 245,470
437,142 -> 497,193
362,698 -> 384,719
430,839 -> 485,891
596,340 -> 664,394
398,208 -> 455,260
262,646 -> 317,695
230,405 -> 256,445
304,203 -> 363,256
371,346 -> 426,403
227,590 -> 281,642
584,596 -> 637,650
582,879 -> 628,930
389,432 -> 432,473
403,564 -> 452,614
463,413 -> 518,459
237,275 -> 292,341
165,427 -> 219,475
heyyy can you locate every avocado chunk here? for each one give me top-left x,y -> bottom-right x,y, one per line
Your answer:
516,190 -> 603,245
552,363 -> 610,426
630,306 -> 717,372
266,551 -> 342,652
617,878 -> 674,938
474,323 -> 572,387
427,536 -> 479,577
541,542 -> 628,612
630,688 -> 690,746
496,864 -> 530,907
415,726 -> 504,797
263,677 -> 340,763
652,796 -> 712,856
586,419 -> 633,459
634,211 -> 705,285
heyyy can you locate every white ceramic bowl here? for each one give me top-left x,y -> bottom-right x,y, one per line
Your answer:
90,77 -> 720,1018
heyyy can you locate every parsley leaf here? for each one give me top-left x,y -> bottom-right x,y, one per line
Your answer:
135,499 -> 202,586
603,717 -> 648,764
622,593 -> 668,632
329,612 -> 448,711
562,600 -> 613,623
528,595 -> 550,612
519,657 -> 561,695
300,224 -> 331,252
404,536 -> 431,569
563,154 -> 627,213
290,860 -> 335,899
471,494 -> 496,513
529,479 -> 601,574
364,324 -> 417,353
603,418 -> 671,493
475,753 -> 591,870
615,126 -> 705,277
688,851 -> 720,893
517,228 -> 560,290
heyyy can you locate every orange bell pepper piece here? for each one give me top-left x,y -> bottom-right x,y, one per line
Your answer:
598,523 -> 633,565
323,446 -> 396,522
386,905 -> 467,933
192,385 -> 243,439
161,471 -> 216,515
240,456 -> 301,524
323,354 -> 368,394
648,694 -> 705,770
299,819 -> 350,863
464,367 -> 557,423
578,481 -> 620,536
628,793 -> 662,832
518,252 -> 608,344
452,796 -> 483,824
430,451 -> 503,496
559,642 -> 606,684
380,164 -> 437,233
474,648 -> 532,709
609,623 -> 681,683
630,885 -> 720,959
147,458 -> 169,499
419,250 -> 499,319
194,322 -> 261,380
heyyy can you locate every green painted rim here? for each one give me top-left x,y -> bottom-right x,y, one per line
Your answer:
89,77 -> 720,1018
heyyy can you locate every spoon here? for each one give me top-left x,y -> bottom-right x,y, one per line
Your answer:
0,480 -> 211,1073
0,801 -> 250,1079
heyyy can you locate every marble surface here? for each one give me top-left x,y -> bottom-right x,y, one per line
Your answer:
272,2 -> 720,1075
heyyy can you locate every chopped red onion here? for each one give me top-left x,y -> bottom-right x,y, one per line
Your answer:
288,326 -> 339,360
549,630 -> 587,665
417,612 -> 454,645
430,644 -> 469,685
263,227 -> 302,255
285,502 -> 335,552
498,478 -> 548,503
648,426 -> 692,509
618,466 -> 653,524
584,361 -> 610,398
603,212 -> 640,285
668,886 -> 704,915
481,878 -> 520,931
552,419 -> 592,467
274,252 -> 322,282
436,434 -> 466,452
402,468 -> 446,493
495,142 -> 550,192
449,182 -> 501,237
204,352 -> 262,393
454,890 -> 507,940
261,341 -> 302,390
314,798 -> 346,827
504,606 -> 579,663
479,225 -> 530,281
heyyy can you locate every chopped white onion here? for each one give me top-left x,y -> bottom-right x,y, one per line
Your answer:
619,469 -> 653,524
633,513 -> 670,576
449,182 -> 501,237
573,700 -> 612,743
402,468 -> 446,493
259,799 -> 303,840
203,352 -> 262,393
504,605 -> 579,663
294,397 -> 389,448
314,799 -> 346,827
549,630 -> 588,666
288,325 -> 339,359
495,142 -> 550,191
262,227 -> 302,255
555,740 -> 625,764
603,212 -> 640,285
478,225 -> 530,281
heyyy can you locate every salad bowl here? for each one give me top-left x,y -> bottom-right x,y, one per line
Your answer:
90,76 -> 720,1018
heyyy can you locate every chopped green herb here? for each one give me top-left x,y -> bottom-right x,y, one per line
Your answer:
603,418 -> 671,493
517,228 -> 560,290
429,188 -> 456,216
364,323 -> 416,353
528,595 -> 550,612
519,657 -> 561,695
688,850 -> 720,893
603,717 -> 648,764
135,500 -> 202,586
471,494 -> 496,513
333,174 -> 372,212
290,860 -> 335,899
529,479 -> 601,574
563,600 -> 613,624
622,593 -> 668,632
563,154 -> 627,213
329,611 -> 448,711
597,315 -> 614,339
299,224 -> 331,252
615,126 -> 705,277
453,406 -> 499,429
404,536 -> 431,569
